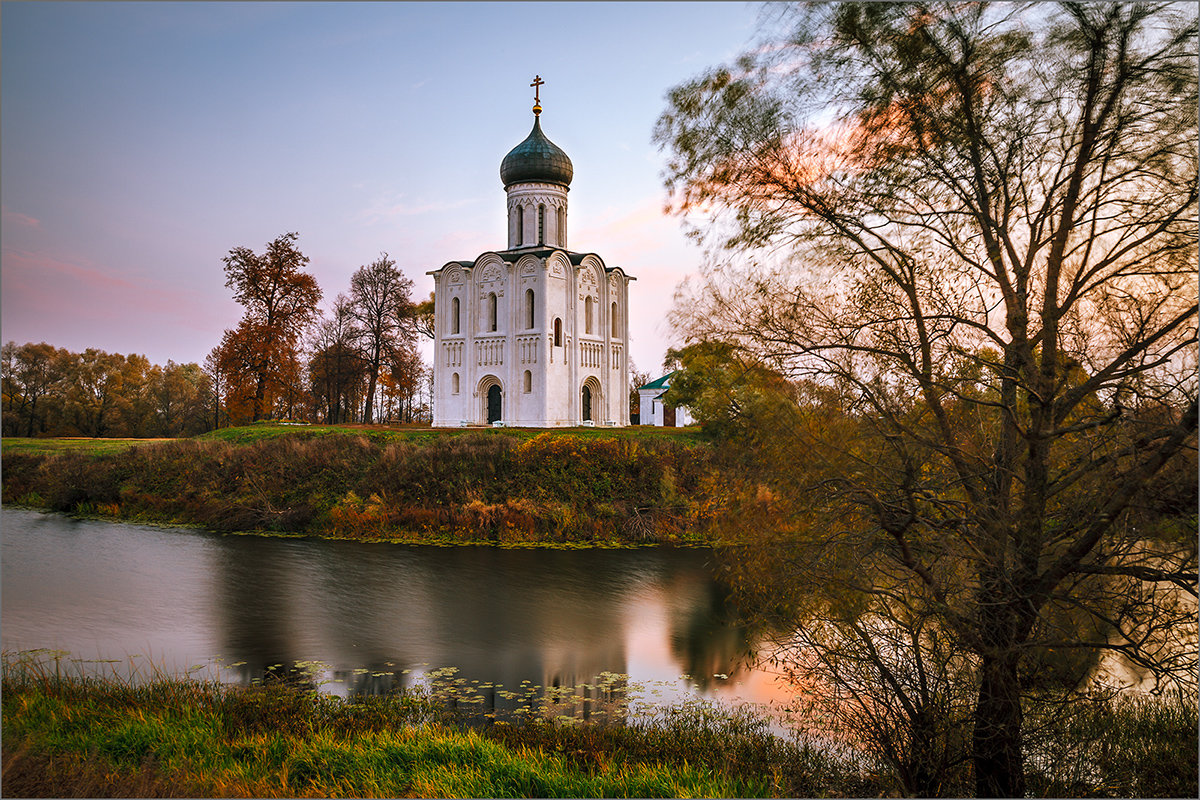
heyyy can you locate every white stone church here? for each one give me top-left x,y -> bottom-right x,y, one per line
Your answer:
429,82 -> 634,427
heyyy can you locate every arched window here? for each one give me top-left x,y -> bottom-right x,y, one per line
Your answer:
611,301 -> 618,337
584,296 -> 594,335
452,372 -> 460,394
525,288 -> 535,329
488,292 -> 497,332
516,206 -> 524,246
523,370 -> 532,393
538,204 -> 545,245
553,317 -> 562,347
451,296 -> 460,335
557,207 -> 566,247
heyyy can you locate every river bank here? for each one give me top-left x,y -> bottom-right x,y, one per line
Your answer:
1,652 -> 843,799
4,650 -> 1194,799
1,426 -> 733,547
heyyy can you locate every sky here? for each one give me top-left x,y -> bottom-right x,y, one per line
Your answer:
2,1 -> 762,378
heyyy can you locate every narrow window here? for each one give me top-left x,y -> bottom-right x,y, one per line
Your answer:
488,293 -> 497,332
451,296 -> 460,335
523,370 -> 532,393
516,206 -> 524,246
585,297 -> 594,335
557,207 -> 566,247
538,204 -> 545,245
553,317 -> 562,347
525,288 -> 535,329
452,373 -> 460,394
611,302 -> 618,337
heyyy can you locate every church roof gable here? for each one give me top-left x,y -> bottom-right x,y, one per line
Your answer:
637,371 -> 677,392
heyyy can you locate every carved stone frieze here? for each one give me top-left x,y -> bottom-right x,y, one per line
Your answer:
480,263 -> 504,284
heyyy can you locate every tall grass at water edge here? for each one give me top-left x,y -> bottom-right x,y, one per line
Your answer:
1,650 -> 853,798
5,650 -> 1194,798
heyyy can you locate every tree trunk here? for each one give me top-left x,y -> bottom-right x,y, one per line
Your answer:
973,653 -> 1025,798
252,368 -> 267,422
364,368 -> 378,425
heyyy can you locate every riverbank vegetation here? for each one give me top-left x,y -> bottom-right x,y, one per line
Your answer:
3,652 -> 1194,798
1,426 -> 719,545
0,653 -> 852,798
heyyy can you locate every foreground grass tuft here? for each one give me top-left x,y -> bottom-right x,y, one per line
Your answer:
2,654 -> 845,798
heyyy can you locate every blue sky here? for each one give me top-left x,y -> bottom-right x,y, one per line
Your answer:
2,1 -> 760,376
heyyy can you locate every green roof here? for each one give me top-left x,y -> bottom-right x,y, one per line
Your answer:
637,372 -> 676,391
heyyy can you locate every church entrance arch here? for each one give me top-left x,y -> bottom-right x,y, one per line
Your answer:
478,376 -> 503,424
580,377 -> 602,424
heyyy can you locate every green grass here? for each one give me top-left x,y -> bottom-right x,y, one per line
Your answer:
1,423 -> 707,456
195,421 -> 708,447
2,653 -> 837,798
0,437 -> 169,456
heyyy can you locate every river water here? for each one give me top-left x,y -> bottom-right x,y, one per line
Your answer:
1,507 -> 793,714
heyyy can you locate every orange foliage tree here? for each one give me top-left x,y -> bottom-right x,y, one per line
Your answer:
214,232 -> 322,423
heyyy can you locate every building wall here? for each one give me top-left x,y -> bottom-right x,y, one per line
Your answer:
431,250 -> 631,427
637,379 -> 694,427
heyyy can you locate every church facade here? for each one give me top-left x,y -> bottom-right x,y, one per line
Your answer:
429,82 -> 634,427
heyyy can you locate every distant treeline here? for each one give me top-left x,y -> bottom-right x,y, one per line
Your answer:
1,338 -> 431,439
2,235 -> 436,439
2,342 -> 215,439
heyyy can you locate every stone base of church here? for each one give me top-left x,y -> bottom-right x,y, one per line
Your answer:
432,418 -> 626,428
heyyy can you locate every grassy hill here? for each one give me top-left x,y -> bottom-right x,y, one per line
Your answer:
1,424 -> 724,546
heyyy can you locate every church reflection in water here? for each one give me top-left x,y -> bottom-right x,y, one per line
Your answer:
209,535 -> 755,714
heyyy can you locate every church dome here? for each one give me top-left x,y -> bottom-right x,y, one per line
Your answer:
500,116 -> 573,188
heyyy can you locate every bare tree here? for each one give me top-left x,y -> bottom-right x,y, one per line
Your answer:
308,294 -> 366,424
348,255 -> 416,425
656,3 -> 1197,795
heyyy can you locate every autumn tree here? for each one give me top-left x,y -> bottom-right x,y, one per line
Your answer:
61,349 -> 130,437
656,2 -> 1197,796
347,254 -> 416,424
414,291 -> 436,340
664,341 -> 803,443
382,341 -> 425,422
2,341 -> 67,437
216,232 -> 322,422
147,361 -> 213,436
308,294 -> 366,424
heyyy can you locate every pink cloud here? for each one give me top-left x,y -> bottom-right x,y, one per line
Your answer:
2,248 -> 141,293
2,206 -> 41,229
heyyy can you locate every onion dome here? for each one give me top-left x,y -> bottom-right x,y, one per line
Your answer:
500,116 -> 574,188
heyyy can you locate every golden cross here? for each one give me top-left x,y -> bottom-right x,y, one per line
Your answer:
530,75 -> 544,105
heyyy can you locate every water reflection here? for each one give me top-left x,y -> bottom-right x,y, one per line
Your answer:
2,508 -> 764,710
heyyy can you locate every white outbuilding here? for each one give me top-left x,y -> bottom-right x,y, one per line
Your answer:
637,372 -> 695,427
429,81 -> 634,427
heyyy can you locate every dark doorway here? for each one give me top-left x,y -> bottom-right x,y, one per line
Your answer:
582,385 -> 593,422
487,385 -> 502,423
664,405 -> 676,427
